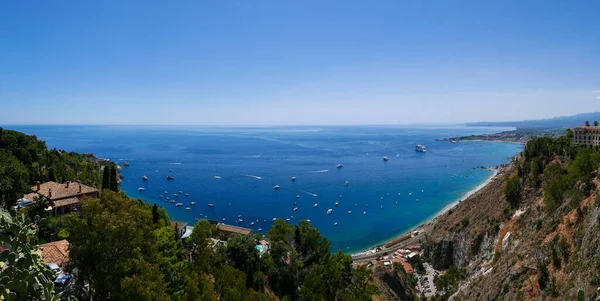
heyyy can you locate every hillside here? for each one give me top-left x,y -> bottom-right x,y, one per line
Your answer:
466,111 -> 600,129
401,131 -> 600,300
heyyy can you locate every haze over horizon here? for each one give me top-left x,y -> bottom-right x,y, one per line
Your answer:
1,1 -> 599,126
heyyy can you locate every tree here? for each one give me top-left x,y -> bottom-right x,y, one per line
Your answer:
64,190 -> 167,300
102,165 -> 110,190
152,203 -> 160,224
227,235 -> 263,290
504,174 -> 521,208
0,210 -> 74,300
586,121 -> 590,127
595,121 -> 599,126
0,150 -> 30,209
213,265 -> 247,301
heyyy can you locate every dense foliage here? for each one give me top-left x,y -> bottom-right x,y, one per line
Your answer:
511,131 -> 600,213
62,191 -> 378,300
0,128 -> 107,208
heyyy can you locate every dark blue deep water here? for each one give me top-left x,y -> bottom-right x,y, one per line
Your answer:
6,125 -> 521,253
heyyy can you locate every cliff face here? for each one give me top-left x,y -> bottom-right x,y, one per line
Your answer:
421,161 -> 600,300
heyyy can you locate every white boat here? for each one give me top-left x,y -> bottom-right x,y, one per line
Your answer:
166,175 -> 174,180
190,202 -> 196,205
345,181 -> 349,186
176,203 -> 183,206
250,222 -> 255,226
293,207 -> 298,211
223,218 -> 226,221
336,164 -> 343,168
291,177 -> 296,181
335,202 -> 339,206
327,209 -> 333,215
334,222 -> 338,226
164,191 -> 168,194
186,193 -> 189,196
185,207 -> 191,210
159,195 -> 163,198
306,219 -> 311,223
296,195 -> 300,199
415,144 -> 427,153
178,190 -> 183,194
409,192 -> 412,196
258,228 -> 262,232
208,203 -> 216,207
238,215 -> 242,218
142,175 -> 148,180
237,219 -> 243,224
173,194 -> 179,197
314,203 -> 318,207
363,211 -> 366,215
383,156 -> 388,161
422,189 -> 424,193
170,200 -> 175,203
285,218 -> 291,222
272,218 -> 277,221
138,187 -> 145,191
347,211 -> 352,214
273,185 -> 280,189
381,197 -> 384,200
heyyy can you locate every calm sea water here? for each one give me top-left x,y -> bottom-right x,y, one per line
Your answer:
6,125 -> 521,252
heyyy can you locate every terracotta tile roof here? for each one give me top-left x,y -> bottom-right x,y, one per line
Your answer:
217,224 -> 253,236
52,197 -> 80,208
393,258 -> 414,274
171,221 -> 187,230
39,240 -> 70,266
24,181 -> 98,201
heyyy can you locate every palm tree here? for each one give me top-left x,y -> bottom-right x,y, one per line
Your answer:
585,121 -> 590,127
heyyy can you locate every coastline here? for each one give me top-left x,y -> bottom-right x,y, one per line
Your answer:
351,167 -> 500,259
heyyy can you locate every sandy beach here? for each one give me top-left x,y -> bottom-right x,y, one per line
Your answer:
352,167 -> 501,261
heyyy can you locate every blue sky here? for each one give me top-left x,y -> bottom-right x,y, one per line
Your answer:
1,1 -> 599,125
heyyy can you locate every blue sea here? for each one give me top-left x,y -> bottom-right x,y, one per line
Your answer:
6,125 -> 521,253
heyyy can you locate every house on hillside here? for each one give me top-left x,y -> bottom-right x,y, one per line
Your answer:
23,181 -> 100,216
39,239 -> 70,269
573,124 -> 600,146
217,223 -> 253,237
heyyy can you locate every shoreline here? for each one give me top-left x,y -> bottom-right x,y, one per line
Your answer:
351,167 -> 500,259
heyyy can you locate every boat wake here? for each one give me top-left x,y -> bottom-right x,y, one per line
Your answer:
244,174 -> 263,180
301,190 -> 319,197
309,169 -> 329,173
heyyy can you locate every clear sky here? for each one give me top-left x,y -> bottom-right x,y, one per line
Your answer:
1,1 -> 599,125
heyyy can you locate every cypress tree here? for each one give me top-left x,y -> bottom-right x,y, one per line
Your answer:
102,166 -> 110,190
152,203 -> 159,224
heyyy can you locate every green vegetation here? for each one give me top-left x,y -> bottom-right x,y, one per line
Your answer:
516,133 -> 600,213
434,265 -> 466,300
0,129 -> 379,300
0,210 -> 75,300
0,128 -> 109,208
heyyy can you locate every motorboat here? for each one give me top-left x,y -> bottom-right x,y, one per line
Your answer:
272,218 -> 277,221
415,144 -> 427,153
208,203 -> 216,207
347,211 -> 352,214
186,193 -> 190,196
334,222 -> 338,226
314,203 -> 318,208
164,191 -> 168,194
296,195 -> 300,199
178,190 -> 183,194
335,202 -> 339,206
176,203 -> 183,207
142,175 -> 148,181
327,209 -> 333,215
291,177 -> 296,181
363,211 -> 366,215
185,207 -> 191,210
383,156 -> 389,161
250,222 -> 255,226
345,181 -> 349,186
190,202 -> 196,205
138,187 -> 145,191
273,185 -> 280,189
159,195 -> 163,198
166,175 -> 174,180
293,207 -> 298,211
336,164 -> 343,168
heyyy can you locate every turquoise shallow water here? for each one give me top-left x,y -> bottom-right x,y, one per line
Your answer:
6,125 -> 522,253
